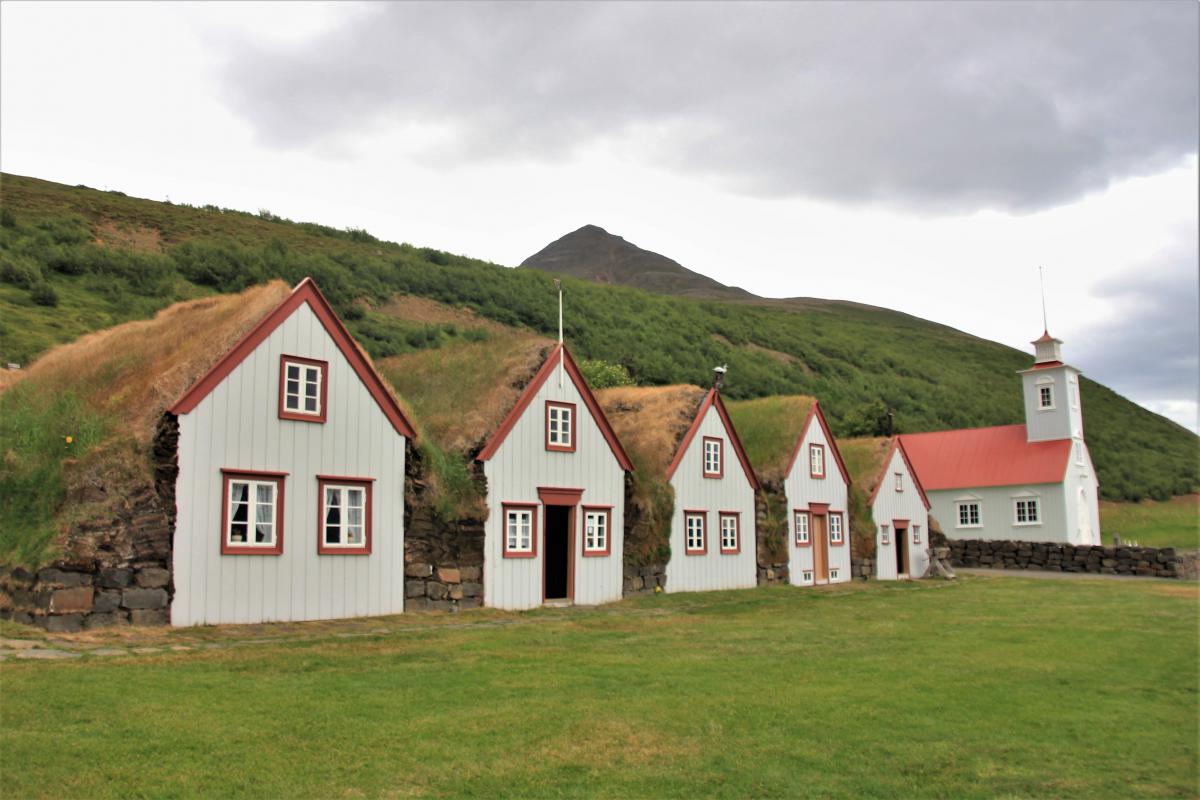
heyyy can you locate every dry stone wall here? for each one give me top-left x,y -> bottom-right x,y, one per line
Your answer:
933,531 -> 1199,579
755,482 -> 791,586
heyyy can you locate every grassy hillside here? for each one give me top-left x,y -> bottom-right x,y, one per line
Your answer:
1,173 -> 1196,502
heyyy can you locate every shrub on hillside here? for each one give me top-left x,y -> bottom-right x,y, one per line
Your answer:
30,282 -> 59,307
0,252 -> 42,288
580,359 -> 636,389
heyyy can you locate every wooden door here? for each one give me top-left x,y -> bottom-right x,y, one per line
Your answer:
813,514 -> 829,583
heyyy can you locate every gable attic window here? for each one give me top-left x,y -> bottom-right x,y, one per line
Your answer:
221,469 -> 286,555
809,444 -> 825,478
502,503 -> 537,557
684,511 -> 707,555
318,476 -> 373,555
719,512 -> 740,554
582,506 -> 612,557
545,401 -> 576,452
279,355 -> 328,423
1014,497 -> 1041,526
894,472 -> 903,492
956,501 -> 981,528
703,437 -> 723,478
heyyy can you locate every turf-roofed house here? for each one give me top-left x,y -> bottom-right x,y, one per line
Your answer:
729,397 -> 852,587
899,331 -> 1101,546
840,436 -> 932,581
602,371 -> 760,594
169,278 -> 417,626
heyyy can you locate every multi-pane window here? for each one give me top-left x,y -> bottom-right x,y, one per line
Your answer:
222,470 -> 285,555
719,513 -> 739,554
1014,498 -> 1041,525
1039,384 -> 1054,409
546,402 -> 575,451
809,444 -> 825,478
280,356 -> 326,421
912,524 -> 921,545
794,511 -> 810,546
894,472 -> 903,492
802,570 -> 813,583
957,501 -> 981,527
829,513 -> 844,545
319,478 -> 371,554
880,524 -> 890,545
503,505 -> 536,557
703,437 -> 723,477
829,568 -> 840,580
685,512 -> 706,554
583,507 -> 611,556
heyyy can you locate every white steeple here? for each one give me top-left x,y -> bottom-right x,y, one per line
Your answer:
1018,331 -> 1083,443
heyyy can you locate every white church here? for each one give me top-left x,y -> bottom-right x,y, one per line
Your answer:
899,331 -> 1102,546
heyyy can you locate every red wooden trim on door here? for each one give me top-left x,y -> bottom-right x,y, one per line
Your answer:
219,469 -> 287,556
537,486 -> 584,506
718,511 -> 741,555
544,400 -> 578,453
501,502 -> 539,558
476,344 -> 633,470
702,436 -> 724,478
169,278 -> 417,439
581,505 -> 613,557
541,505 -> 577,603
316,475 -> 373,555
278,354 -> 329,424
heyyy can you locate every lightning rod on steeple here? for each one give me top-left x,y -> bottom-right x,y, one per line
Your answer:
1039,266 -> 1048,334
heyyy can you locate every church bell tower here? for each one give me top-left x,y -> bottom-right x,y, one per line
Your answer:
1018,331 -> 1084,443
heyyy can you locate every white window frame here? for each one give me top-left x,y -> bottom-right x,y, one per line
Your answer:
1037,377 -> 1055,410
912,524 -> 921,545
684,512 -> 707,554
829,513 -> 844,545
503,505 -> 536,557
809,444 -> 825,478
829,568 -> 840,580
1013,497 -> 1041,526
582,507 -> 610,556
703,437 -> 723,478
719,513 -> 739,554
956,501 -> 982,529
880,524 -> 890,546
545,402 -> 575,451
319,481 -> 369,551
222,472 -> 284,554
794,511 -> 810,546
801,570 -> 813,583
281,357 -> 324,418
894,472 -> 903,493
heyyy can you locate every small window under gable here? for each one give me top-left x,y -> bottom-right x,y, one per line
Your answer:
809,444 -> 825,478
280,355 -> 328,423
894,472 -> 903,492
221,469 -> 286,555
318,476 -> 372,555
545,401 -> 576,452
703,437 -> 723,478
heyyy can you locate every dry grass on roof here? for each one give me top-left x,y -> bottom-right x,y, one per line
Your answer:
4,281 -> 292,441
725,395 -> 816,484
839,437 -> 893,497
596,385 -> 708,475
378,331 -> 554,454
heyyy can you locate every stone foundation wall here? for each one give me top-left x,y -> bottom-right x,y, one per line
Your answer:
934,532 -> 1198,579
755,482 -> 791,586
851,556 -> 876,580
757,562 -> 790,586
623,563 -> 666,595
403,443 -> 486,611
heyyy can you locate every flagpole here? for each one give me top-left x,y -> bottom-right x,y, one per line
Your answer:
555,280 -> 563,388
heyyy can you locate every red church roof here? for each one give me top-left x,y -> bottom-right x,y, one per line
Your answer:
898,424 -> 1070,491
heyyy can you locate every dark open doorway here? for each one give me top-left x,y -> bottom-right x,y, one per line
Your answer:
894,523 -> 908,576
543,505 -> 572,601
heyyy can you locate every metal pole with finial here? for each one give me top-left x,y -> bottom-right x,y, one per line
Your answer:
554,279 -> 563,388
1039,266 -> 1049,334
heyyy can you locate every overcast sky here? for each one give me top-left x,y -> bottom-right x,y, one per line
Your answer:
2,1 -> 1197,431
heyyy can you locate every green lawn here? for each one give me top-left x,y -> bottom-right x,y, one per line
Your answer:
1,577 -> 1197,798
1101,495 -> 1200,550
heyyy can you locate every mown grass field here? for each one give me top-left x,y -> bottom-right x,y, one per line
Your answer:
2,577 -> 1196,799
1101,494 -> 1200,550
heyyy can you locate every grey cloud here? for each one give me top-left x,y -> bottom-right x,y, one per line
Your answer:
1072,239 -> 1199,411
216,1 -> 1198,212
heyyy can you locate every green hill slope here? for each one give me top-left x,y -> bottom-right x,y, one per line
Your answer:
1,172 -> 1195,501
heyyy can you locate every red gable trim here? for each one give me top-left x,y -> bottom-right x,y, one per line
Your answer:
867,438 -> 930,510
476,344 -> 633,471
169,278 -> 417,439
782,400 -> 851,487
665,388 -> 761,491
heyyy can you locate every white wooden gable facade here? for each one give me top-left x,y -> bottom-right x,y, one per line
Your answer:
870,439 -> 931,581
476,344 -> 633,610
665,389 -> 760,593
169,279 -> 416,626
783,402 -> 852,586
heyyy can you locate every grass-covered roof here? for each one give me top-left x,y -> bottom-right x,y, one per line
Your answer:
725,395 -> 817,484
595,385 -> 708,475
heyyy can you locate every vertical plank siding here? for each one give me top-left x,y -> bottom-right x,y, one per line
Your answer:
872,448 -> 930,581
482,367 -> 625,611
666,405 -> 758,593
784,416 -> 851,585
173,303 -> 407,626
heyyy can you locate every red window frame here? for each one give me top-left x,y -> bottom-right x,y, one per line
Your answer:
683,510 -> 708,555
829,512 -> 846,546
718,512 -> 741,555
794,510 -> 811,547
316,475 -> 374,555
702,436 -> 724,478
809,443 -> 826,479
545,401 -> 577,453
220,469 -> 287,556
581,505 -> 613,557
279,354 -> 329,423
502,502 -> 539,558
